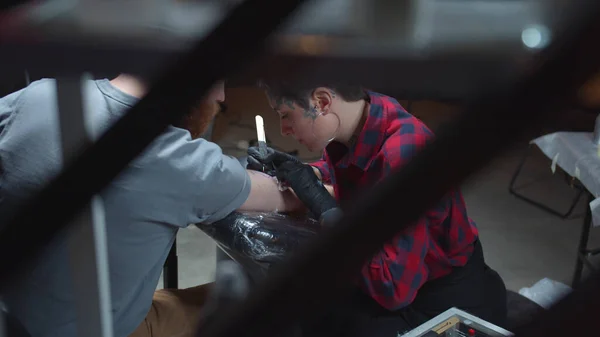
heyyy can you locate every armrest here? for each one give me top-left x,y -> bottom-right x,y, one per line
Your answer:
197,212 -> 320,264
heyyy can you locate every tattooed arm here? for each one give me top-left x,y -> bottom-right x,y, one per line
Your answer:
238,170 -> 305,213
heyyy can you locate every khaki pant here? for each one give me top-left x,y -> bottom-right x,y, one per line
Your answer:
130,283 -> 212,337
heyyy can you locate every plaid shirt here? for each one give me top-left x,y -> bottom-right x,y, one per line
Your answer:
310,92 -> 479,311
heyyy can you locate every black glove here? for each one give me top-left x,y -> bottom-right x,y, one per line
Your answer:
275,161 -> 338,220
247,146 -> 301,176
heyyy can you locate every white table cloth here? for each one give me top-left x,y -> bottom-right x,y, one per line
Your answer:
531,132 -> 600,226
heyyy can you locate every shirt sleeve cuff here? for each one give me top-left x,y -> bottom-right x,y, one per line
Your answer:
311,165 -> 331,184
203,156 -> 251,224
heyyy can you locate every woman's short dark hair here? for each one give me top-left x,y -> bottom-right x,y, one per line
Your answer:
258,79 -> 367,110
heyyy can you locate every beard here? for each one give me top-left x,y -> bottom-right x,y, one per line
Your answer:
176,100 -> 220,139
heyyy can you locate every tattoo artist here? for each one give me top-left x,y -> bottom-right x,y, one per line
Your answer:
245,81 -> 507,337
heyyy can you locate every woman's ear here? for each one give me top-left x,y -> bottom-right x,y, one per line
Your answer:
312,87 -> 334,113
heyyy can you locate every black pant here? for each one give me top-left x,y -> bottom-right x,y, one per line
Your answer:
304,240 -> 507,337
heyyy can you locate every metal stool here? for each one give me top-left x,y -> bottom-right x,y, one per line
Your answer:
163,239 -> 178,289
509,144 -> 585,220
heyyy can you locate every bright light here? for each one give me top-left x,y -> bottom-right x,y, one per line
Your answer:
521,25 -> 550,50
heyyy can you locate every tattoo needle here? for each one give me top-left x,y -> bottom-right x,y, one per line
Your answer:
255,115 -> 289,191
255,115 -> 268,158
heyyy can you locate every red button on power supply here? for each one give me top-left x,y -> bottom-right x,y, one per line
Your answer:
467,328 -> 476,336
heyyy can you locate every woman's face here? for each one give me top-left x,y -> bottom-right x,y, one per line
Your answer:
266,93 -> 338,152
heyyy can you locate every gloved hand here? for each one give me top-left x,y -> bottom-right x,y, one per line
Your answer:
275,161 -> 338,221
247,146 -> 301,175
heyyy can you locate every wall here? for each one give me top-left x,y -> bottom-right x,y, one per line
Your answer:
212,86 -> 461,161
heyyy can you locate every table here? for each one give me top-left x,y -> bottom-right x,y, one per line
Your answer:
509,132 -> 600,287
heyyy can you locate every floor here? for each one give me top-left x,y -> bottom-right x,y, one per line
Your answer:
160,141 -> 599,293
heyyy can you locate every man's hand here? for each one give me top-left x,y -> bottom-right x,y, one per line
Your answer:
247,146 -> 301,175
275,161 -> 337,220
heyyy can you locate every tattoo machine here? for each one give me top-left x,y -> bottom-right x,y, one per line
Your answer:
255,115 -> 289,191
254,115 -> 268,158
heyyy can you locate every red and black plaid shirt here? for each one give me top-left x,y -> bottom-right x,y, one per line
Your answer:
310,91 -> 478,311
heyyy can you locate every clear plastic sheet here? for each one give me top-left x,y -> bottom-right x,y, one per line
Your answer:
532,132 -> 600,226
197,212 -> 320,264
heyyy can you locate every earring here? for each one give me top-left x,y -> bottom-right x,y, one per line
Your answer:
314,105 -> 325,116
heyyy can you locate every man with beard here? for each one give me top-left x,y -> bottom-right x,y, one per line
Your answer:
0,74 -> 304,337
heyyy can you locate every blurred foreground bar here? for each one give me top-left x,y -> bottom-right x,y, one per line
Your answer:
0,0 -> 565,100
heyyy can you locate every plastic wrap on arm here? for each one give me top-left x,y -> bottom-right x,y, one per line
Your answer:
196,212 -> 320,264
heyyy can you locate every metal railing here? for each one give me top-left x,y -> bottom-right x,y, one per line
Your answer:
0,1 -> 600,337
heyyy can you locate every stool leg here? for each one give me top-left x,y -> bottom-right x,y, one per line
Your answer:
510,145 -> 584,219
572,193 -> 594,288
508,145 -> 531,195
216,245 -> 233,262
163,239 -> 178,289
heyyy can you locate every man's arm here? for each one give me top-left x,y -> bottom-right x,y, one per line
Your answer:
246,147 -> 334,199
238,170 -> 305,213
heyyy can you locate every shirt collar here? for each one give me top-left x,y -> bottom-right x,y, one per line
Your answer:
332,91 -> 393,171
